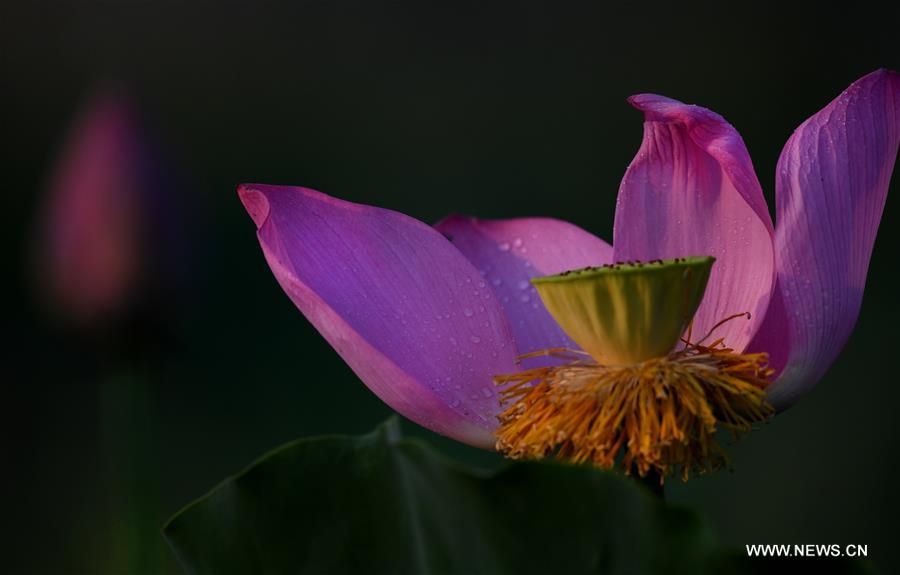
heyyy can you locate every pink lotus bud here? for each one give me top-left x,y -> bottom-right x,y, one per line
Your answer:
35,91 -> 187,329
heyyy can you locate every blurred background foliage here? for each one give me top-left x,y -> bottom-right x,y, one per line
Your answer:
3,0 -> 898,573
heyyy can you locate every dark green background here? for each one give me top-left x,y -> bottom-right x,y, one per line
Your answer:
4,1 -> 898,573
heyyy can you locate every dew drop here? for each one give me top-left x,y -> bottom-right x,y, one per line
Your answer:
513,237 -> 523,248
463,308 -> 474,317
481,387 -> 494,398
498,242 -> 511,252
517,279 -> 530,290
470,335 -> 481,343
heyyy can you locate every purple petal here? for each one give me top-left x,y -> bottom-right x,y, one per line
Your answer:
613,95 -> 776,353
435,215 -> 612,364
749,70 -> 900,409
239,184 -> 520,448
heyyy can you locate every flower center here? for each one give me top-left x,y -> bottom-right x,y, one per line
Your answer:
494,257 -> 774,481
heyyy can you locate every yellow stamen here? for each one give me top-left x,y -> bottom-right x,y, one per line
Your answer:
494,340 -> 774,481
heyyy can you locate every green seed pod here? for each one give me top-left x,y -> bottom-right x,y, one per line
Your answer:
532,256 -> 714,365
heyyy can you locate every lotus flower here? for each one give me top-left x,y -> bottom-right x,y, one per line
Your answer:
35,91 -> 190,327
240,70 -> 898,476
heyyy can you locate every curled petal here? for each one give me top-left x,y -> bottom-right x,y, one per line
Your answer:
435,215 -> 612,364
239,185 -> 520,448
613,95 -> 776,353
750,70 -> 900,409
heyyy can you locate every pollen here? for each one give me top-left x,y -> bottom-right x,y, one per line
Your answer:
494,340 -> 774,481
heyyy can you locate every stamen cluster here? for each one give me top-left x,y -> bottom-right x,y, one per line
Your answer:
494,343 -> 774,481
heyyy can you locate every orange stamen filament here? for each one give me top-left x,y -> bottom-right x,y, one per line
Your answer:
494,330 -> 774,481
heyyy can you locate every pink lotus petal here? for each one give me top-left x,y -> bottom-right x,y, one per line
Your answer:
750,69 -> 900,409
239,184 -> 520,448
435,215 -> 612,365
613,95 -> 776,353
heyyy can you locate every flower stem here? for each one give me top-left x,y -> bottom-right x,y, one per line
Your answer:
636,470 -> 665,500
99,370 -> 165,575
